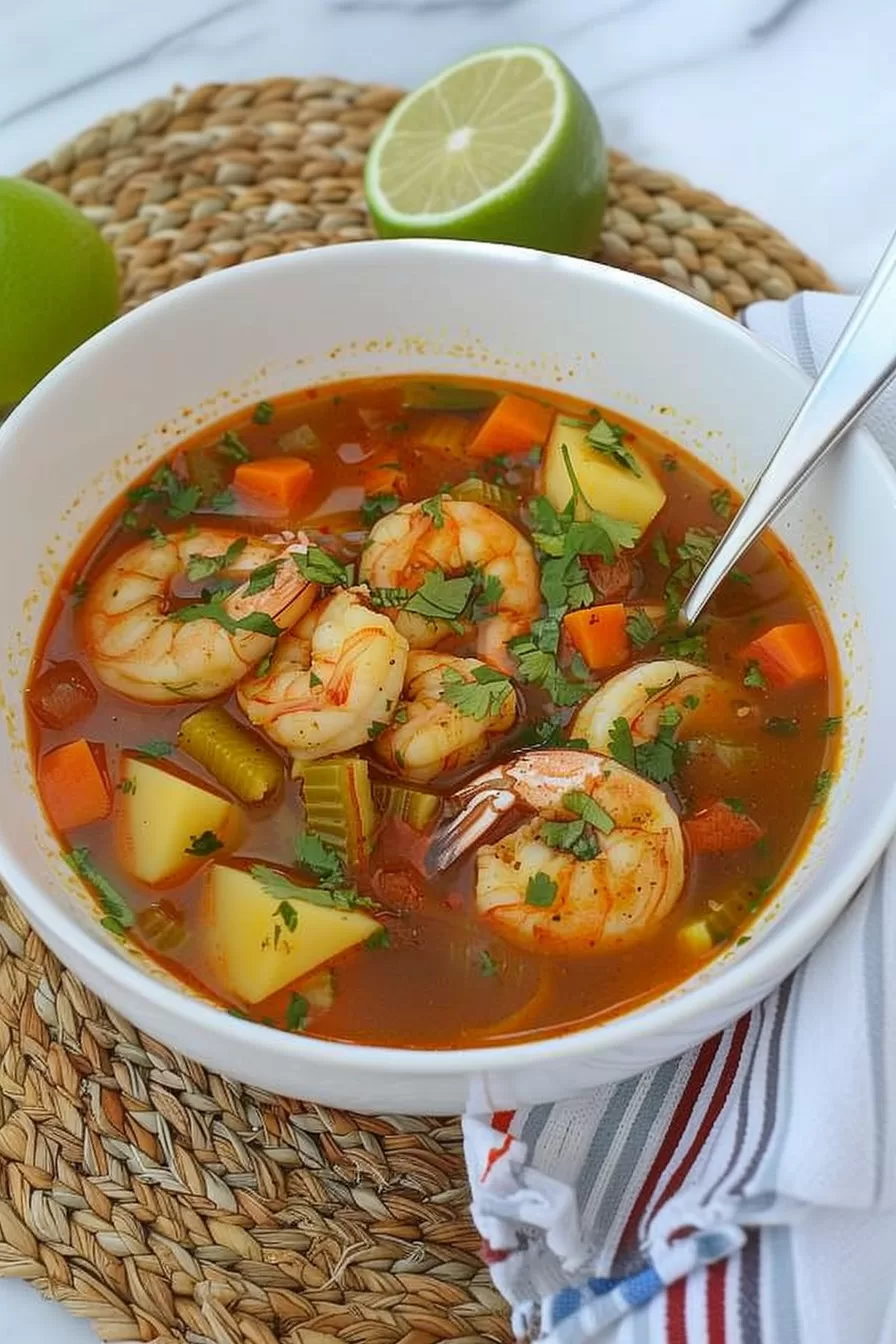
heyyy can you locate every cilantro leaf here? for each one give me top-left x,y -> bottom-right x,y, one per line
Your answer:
625,607 -> 657,649
525,872 -> 558,907
608,717 -> 635,769
65,848 -> 135,931
743,660 -> 767,690
540,818 -> 600,860
219,430 -> 250,463
135,739 -> 174,758
404,570 -> 474,622
361,492 -> 400,527
421,494 -> 446,528
295,832 -> 346,889
710,488 -> 733,519
470,572 -> 504,621
585,418 -> 641,475
563,789 -> 615,835
609,710 -> 685,785
185,536 -> 247,583
245,559 -> 281,595
285,993 -> 308,1032
509,619 -> 589,707
652,534 -> 671,568
250,863 -> 366,911
292,545 -> 351,587
173,601 -> 281,639
812,771 -> 833,806
367,926 -> 391,950
253,400 -> 275,425
185,830 -> 222,857
441,664 -> 514,720
478,949 -> 500,977
819,716 -> 841,736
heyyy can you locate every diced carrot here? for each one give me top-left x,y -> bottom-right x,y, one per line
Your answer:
233,457 -> 314,516
363,466 -> 408,498
39,739 -> 112,831
742,622 -> 826,688
563,603 -> 630,671
468,394 -> 554,460
684,800 -> 763,855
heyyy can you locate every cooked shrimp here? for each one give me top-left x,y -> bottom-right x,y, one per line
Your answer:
237,588 -> 409,760
372,650 -> 517,784
473,750 -> 684,955
358,499 -> 539,671
80,529 -> 317,704
571,659 -> 735,751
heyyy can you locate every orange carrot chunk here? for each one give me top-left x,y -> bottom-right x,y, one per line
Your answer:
468,394 -> 554,460
233,458 -> 314,516
39,739 -> 112,832
742,621 -> 826,688
363,466 -> 408,498
684,800 -> 764,855
563,603 -> 630,671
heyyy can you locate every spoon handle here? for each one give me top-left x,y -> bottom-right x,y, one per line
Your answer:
681,228 -> 896,627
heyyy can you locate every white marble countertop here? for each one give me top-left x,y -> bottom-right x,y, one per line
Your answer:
1,0 -> 895,1338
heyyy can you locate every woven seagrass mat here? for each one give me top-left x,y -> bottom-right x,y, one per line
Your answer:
2,78 -> 835,1344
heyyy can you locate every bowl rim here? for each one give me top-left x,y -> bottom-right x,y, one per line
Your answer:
3,237 -> 895,1076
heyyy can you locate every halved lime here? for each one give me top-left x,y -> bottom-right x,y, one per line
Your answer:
365,46 -> 607,257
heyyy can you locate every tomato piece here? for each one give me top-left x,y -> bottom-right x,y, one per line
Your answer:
28,660 -> 97,729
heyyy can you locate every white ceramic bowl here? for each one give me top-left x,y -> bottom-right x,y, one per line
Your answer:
2,241 -> 895,1115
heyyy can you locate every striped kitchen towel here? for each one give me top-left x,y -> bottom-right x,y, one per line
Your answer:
463,293 -> 896,1344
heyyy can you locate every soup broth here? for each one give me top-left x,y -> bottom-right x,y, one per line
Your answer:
27,376 -> 839,1047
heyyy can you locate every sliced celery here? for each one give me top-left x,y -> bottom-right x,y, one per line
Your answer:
401,383 -> 498,413
293,755 -> 376,866
177,705 -> 283,804
449,477 -> 517,515
372,782 -> 441,832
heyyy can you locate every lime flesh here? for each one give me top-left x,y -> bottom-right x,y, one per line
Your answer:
0,178 -> 118,406
366,46 -> 607,257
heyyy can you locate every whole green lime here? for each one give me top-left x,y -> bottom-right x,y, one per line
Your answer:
0,178 -> 118,406
365,45 -> 607,257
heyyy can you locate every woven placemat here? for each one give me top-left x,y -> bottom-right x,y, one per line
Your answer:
3,78 -> 835,1344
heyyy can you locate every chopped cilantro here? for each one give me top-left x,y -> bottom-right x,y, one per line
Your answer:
478,949 -> 499,977
625,607 -> 657,649
309,670 -> 323,688
245,560 -> 281,595
682,694 -> 700,711
724,797 -> 747,815
652,534 -> 670,569
118,777 -> 137,795
251,862 -> 367,911
185,830 -> 223,856
276,900 -> 298,933
608,716 -> 635,770
509,618 -> 589,707
367,926 -> 391,950
173,601 -> 281,639
367,720 -> 388,740
585,418 -> 641,475
661,454 -> 678,472
710,488 -> 733,519
811,771 -> 833,806
285,993 -> 308,1032
609,708 -> 685,784
819,716 -> 841,736
292,545 -> 350,587
743,660 -> 767,690
185,536 -> 247,583
135,739 -> 174,758
295,832 -> 346,890
470,571 -> 504,622
127,462 -> 202,522
525,872 -> 558,908
404,570 -> 474,623
210,488 -> 236,513
660,629 -> 709,663
563,789 -> 615,835
253,400 -> 275,424
220,430 -> 250,463
442,664 -> 514,720
361,492 -> 400,527
255,650 -> 274,677
540,818 -> 600,860
421,494 -> 446,528
65,848 -> 134,931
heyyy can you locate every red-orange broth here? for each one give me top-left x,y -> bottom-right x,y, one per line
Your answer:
26,376 -> 839,1047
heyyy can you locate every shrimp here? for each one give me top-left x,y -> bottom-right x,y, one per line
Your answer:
358,499 -> 539,671
237,588 -> 409,760
80,529 -> 317,704
472,750 -> 685,955
570,659 -> 736,751
372,650 -> 518,784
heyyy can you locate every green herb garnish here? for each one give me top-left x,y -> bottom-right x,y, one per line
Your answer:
478,949 -> 500,977
421,494 -> 446,528
292,545 -> 351,588
525,872 -> 558,908
819,716 -> 841,736
285,993 -> 309,1032
220,430 -> 250,463
185,830 -> 223,856
185,536 -> 247,583
585,417 -> 640,475
135,739 -> 174,758
625,607 -> 657,649
295,832 -> 347,890
441,664 -> 514,720
361,492 -> 400,527
253,400 -> 275,425
65,848 -> 134,934
367,926 -> 391,950
173,601 -> 282,639
811,771 -> 833,806
743,660 -> 767,690
710,488 -> 733,519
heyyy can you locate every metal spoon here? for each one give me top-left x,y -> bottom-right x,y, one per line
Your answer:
680,228 -> 896,627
